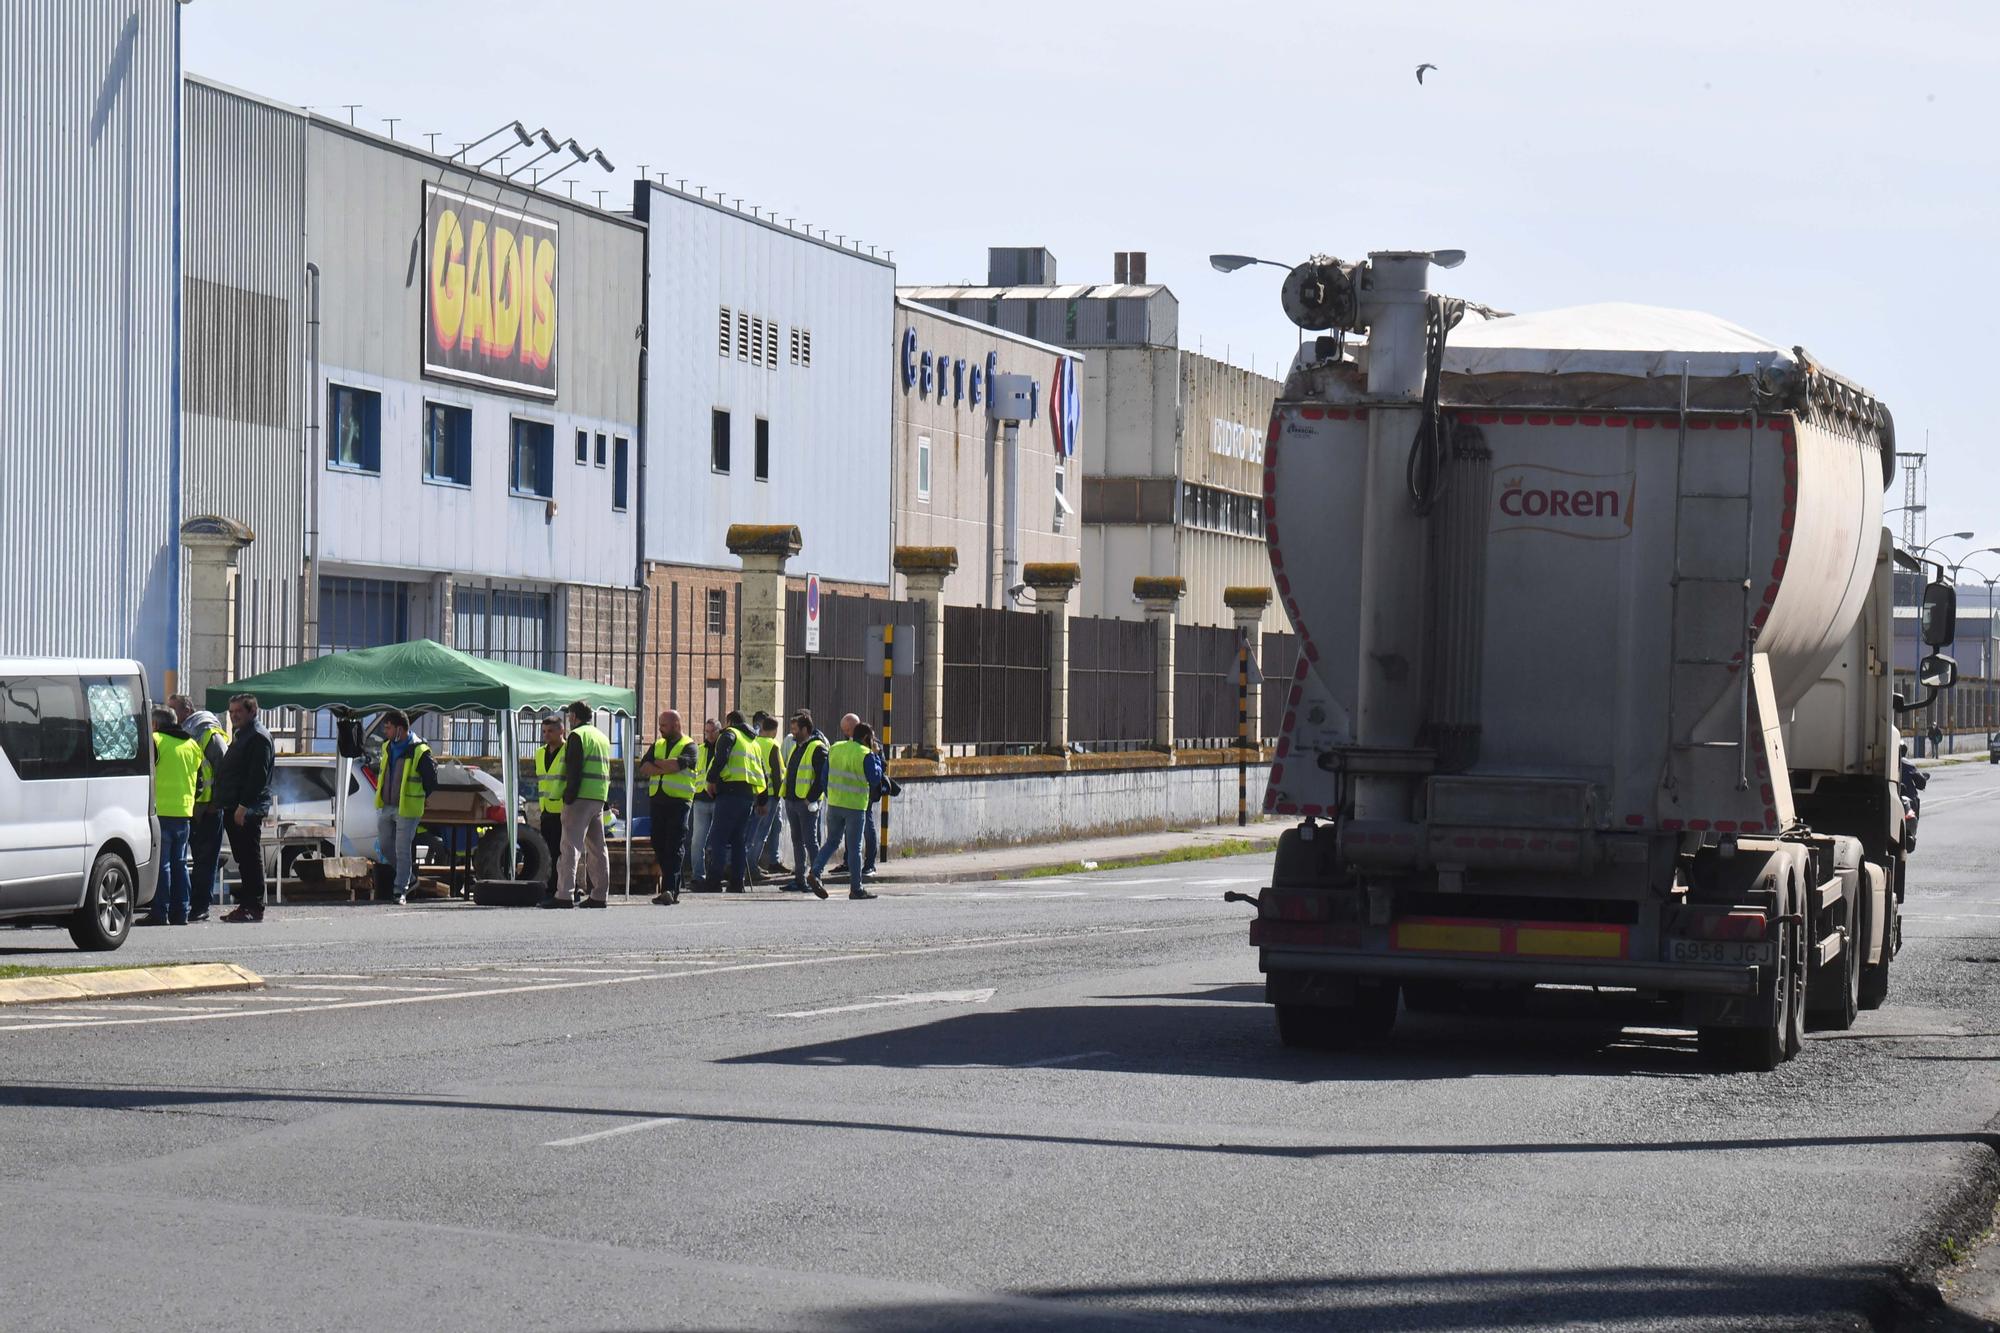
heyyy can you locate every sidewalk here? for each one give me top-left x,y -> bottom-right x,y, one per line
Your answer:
868,819 -> 1284,885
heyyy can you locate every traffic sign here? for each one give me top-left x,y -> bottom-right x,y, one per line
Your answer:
804,573 -> 821,655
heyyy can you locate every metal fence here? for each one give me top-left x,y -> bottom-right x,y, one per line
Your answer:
1069,615 -> 1155,750
943,605 -> 1047,751
1261,631 -> 1301,743
783,589 -> 923,744
640,576 -> 739,730
1174,623 -> 1243,746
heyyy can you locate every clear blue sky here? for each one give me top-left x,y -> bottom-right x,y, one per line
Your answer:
186,0 -> 1997,558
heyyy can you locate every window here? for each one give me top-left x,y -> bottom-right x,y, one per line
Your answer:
1024,303 -> 1038,339
0,674 -> 144,781
987,298 -> 1000,327
509,418 -> 555,498
328,384 -> 380,472
1105,300 -> 1119,341
1054,461 -> 1070,534
613,435 -> 629,511
1065,299 -> 1078,342
706,588 -> 727,635
750,316 -> 765,367
717,306 -> 732,358
754,418 -> 769,482
711,409 -> 731,473
916,435 -> 931,503
764,319 -> 779,369
594,432 -> 606,467
736,311 -> 751,361
422,402 -> 472,487
789,327 -> 802,364
575,429 -> 589,464
798,328 -> 811,367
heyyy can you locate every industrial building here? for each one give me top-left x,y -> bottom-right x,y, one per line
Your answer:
903,249 -> 1281,632
891,301 -> 1082,607
632,181 -> 896,721
2,2 -> 183,685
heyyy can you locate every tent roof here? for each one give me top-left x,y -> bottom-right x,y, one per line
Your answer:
205,639 -> 637,717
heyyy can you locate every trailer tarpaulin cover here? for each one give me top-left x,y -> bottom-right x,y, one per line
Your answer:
1444,303 -> 1796,381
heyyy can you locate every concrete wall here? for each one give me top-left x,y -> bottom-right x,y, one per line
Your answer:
891,302 -> 1080,607
888,760 -> 1270,854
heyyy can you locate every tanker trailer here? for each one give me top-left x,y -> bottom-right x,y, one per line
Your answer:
1243,249 -> 1958,1070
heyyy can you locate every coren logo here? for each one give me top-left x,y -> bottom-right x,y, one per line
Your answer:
423,183 -> 558,398
1493,466 -> 1636,540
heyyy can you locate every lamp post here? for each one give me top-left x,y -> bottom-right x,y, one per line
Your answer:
1906,532 -> 1975,752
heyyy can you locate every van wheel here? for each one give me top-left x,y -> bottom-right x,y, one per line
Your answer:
69,852 -> 135,951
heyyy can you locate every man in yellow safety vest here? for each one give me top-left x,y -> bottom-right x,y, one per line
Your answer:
143,707 -> 205,925
702,709 -> 764,895
636,708 -> 697,906
533,715 -> 567,894
545,700 -> 613,909
168,692 -> 227,922
374,708 -> 437,906
809,721 -> 880,899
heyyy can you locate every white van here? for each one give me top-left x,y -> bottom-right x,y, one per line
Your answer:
0,659 -> 156,949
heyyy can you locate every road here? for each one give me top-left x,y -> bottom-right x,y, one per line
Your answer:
4,769 -> 2000,1332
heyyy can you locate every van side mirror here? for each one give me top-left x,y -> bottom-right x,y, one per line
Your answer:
336,717 -> 365,759
1920,653 -> 1957,691
1922,581 -> 1957,647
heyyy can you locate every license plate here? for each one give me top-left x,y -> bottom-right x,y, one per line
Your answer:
1666,938 -> 1774,966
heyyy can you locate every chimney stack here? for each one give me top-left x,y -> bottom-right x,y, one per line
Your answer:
1113,251 -> 1129,284
1129,251 -> 1147,285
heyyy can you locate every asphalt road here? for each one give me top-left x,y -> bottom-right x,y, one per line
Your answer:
4,771 -> 2000,1332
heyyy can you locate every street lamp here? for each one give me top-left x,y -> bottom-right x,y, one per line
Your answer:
1902,532 -> 1974,749
1209,254 -> 1292,274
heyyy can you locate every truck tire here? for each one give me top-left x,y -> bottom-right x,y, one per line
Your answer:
1861,892 -> 1894,1010
68,851 -> 135,951
1274,983 -> 1398,1050
473,825 -> 552,884
1699,918 -> 1795,1072
1808,889 -> 1860,1032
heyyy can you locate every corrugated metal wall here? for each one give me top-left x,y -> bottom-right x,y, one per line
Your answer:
181,78 -> 308,664
0,2 -> 180,685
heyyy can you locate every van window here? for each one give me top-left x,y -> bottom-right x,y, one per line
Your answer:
0,675 -> 142,780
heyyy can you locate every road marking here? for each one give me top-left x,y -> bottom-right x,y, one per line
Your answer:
543,1116 -> 684,1148
1018,1050 -> 1112,1068
0,925 -> 1181,1034
281,983 -> 456,993
772,988 -> 997,1019
1097,877 -> 1175,886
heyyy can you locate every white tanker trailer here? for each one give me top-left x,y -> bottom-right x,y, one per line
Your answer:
1241,249 -> 1958,1070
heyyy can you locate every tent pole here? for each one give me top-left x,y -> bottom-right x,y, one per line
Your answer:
502,709 -> 519,881
621,713 -> 634,898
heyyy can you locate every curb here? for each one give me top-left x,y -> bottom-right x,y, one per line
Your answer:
0,962 -> 265,1006
871,823 -> 1286,885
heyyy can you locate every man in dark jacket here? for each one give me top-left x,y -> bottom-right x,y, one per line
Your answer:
215,693 -> 276,924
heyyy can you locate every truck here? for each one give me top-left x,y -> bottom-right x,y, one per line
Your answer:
1242,249 -> 1957,1070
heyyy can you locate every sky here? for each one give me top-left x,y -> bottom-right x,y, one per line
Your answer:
185,0 -> 1998,561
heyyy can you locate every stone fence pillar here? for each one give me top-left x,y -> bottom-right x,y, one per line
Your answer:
1134,575 -> 1186,752
1024,562 -> 1082,753
727,523 -> 802,722
893,546 -> 957,759
179,516 -> 255,703
1224,586 -> 1274,748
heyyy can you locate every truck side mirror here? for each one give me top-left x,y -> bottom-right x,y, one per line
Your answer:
1920,653 -> 1957,691
1922,581 -> 1957,647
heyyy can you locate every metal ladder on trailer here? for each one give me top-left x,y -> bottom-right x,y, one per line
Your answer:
1663,361 -> 1758,793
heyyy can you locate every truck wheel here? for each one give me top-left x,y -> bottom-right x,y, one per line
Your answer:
1274,983 -> 1399,1050
1808,892 -> 1860,1032
473,825 -> 552,883
1402,982 -> 1463,1014
68,851 -> 135,951
1783,911 -> 1809,1059
1861,893 -> 1894,1010
1699,919 -> 1794,1072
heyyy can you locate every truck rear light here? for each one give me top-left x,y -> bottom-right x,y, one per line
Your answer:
1689,910 -> 1768,941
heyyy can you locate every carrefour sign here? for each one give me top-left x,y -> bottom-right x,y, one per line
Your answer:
424,183 -> 559,399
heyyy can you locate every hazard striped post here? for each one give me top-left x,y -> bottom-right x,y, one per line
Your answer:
1237,630 -> 1249,828
1223,586 -> 1273,826
880,622 -> 893,862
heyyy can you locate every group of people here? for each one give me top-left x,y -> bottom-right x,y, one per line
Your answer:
144,692 -> 276,926
531,703 -> 890,907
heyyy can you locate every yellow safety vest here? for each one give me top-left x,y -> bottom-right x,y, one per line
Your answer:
152,732 -> 203,819
689,742 -> 710,798
719,726 -> 763,791
754,735 -> 781,796
648,735 -> 698,800
191,723 -> 224,805
375,739 -> 432,819
827,739 -> 870,811
534,743 -> 565,814
789,736 -> 826,799
570,724 -> 612,803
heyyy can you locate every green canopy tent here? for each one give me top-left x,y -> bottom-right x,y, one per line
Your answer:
210,640 -> 640,895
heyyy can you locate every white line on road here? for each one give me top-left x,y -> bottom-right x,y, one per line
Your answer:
772,988 -> 997,1019
543,1116 -> 684,1148
281,983 -> 457,993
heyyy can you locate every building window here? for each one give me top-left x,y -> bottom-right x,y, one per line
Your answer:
328,383 -> 380,472
594,431 -> 606,467
736,311 -> 751,361
750,316 -> 766,367
1025,303 -> 1038,339
613,436 -> 629,511
754,417 -> 770,481
798,329 -> 811,367
575,428 -> 589,464
1054,461 -> 1070,533
1065,299 -> 1078,342
422,401 -> 472,487
1106,300 -> 1119,341
916,435 -> 931,503
718,306 -> 732,358
711,408 -> 731,473
509,418 -> 554,498
706,588 -> 727,635
988,298 -> 1000,328
764,320 -> 779,369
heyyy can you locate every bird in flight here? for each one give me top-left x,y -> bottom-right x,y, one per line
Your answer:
1415,63 -> 1438,84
